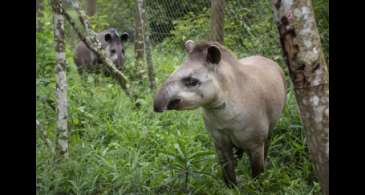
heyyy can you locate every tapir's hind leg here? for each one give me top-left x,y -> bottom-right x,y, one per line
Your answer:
248,144 -> 265,178
264,130 -> 272,161
77,68 -> 88,87
234,146 -> 244,160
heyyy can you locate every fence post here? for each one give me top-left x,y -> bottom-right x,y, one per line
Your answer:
209,0 -> 225,44
134,0 -> 145,82
86,0 -> 96,16
36,0 -> 44,32
145,32 -> 156,90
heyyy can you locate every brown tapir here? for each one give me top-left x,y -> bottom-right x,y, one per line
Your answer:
153,40 -> 287,187
73,28 -> 129,75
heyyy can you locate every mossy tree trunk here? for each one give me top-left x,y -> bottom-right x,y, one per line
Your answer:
209,0 -> 225,44
271,0 -> 329,194
51,0 -> 69,159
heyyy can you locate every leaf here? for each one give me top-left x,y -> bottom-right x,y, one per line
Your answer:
190,151 -> 214,161
174,143 -> 186,160
162,150 -> 185,163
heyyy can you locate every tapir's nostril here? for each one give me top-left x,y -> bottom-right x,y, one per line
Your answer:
167,98 -> 181,110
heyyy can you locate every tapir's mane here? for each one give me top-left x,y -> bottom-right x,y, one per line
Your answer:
190,41 -> 239,63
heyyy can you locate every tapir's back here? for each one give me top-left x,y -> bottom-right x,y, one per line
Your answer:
239,55 -> 286,91
73,32 -> 107,73
237,55 -> 287,128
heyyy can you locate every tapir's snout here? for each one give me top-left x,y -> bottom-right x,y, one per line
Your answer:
153,99 -> 165,112
153,86 -> 169,112
153,83 -> 182,112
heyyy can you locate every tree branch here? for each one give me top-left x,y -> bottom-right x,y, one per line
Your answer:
36,119 -> 53,152
62,1 -> 132,98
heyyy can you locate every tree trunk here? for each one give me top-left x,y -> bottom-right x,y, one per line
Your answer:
51,0 -> 69,159
209,0 -> 225,44
271,0 -> 329,194
134,0 -> 145,82
86,0 -> 96,16
145,33 -> 156,90
36,0 -> 44,32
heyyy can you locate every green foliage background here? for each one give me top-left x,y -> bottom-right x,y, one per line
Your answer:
36,0 -> 328,194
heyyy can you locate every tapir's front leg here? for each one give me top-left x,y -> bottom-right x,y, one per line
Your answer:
204,118 -> 237,187
212,132 -> 237,187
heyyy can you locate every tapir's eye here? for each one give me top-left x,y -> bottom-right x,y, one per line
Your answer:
122,49 -> 125,54
111,49 -> 116,54
183,77 -> 200,87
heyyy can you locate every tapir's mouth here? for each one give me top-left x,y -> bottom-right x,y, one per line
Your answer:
154,98 -> 199,112
166,98 -> 181,110
153,98 -> 181,112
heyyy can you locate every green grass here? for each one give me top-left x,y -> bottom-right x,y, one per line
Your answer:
36,46 -> 320,194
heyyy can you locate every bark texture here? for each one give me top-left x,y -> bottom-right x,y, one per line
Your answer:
63,0 -> 132,98
209,0 -> 225,44
86,0 -> 96,16
271,0 -> 329,194
134,0 -> 145,82
36,0 -> 44,32
51,0 -> 69,159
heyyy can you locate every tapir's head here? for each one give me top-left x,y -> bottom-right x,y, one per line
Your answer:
102,28 -> 129,70
154,40 -> 224,112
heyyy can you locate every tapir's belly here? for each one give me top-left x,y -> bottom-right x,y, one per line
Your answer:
203,108 -> 268,150
206,113 -> 263,149
209,113 -> 245,131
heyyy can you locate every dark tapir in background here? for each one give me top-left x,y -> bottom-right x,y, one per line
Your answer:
73,28 -> 129,75
153,40 -> 287,187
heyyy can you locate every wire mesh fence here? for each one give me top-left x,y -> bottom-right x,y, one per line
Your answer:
142,0 -> 284,88
38,0 -> 328,90
144,0 -> 328,57
142,0 -> 328,86
144,0 -> 281,57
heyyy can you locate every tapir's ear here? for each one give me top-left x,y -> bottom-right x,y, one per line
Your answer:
206,45 -> 221,64
104,33 -> 112,42
120,32 -> 129,42
185,40 -> 195,53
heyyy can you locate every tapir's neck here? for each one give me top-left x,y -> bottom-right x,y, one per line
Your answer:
202,94 -> 241,125
202,59 -> 246,116
203,96 -> 226,110
202,85 -> 234,115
